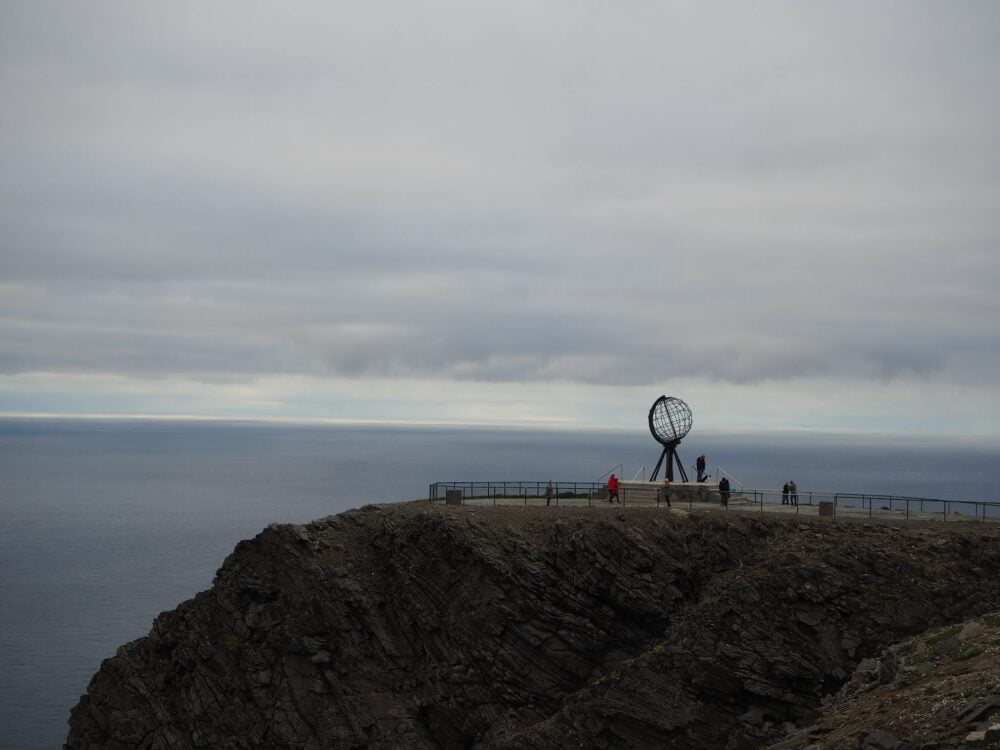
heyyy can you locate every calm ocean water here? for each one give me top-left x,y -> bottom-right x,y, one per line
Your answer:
1,418 -> 997,749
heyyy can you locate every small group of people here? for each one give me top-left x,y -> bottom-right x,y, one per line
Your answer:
781,480 -> 799,505
604,472 -> 730,508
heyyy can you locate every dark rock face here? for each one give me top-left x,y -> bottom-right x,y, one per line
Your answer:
65,505 -> 1000,749
764,612 -> 1000,749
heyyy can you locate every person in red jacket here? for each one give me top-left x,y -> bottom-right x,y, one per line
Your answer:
607,474 -> 620,504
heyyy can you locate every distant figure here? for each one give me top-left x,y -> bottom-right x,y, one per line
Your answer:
789,480 -> 798,506
719,477 -> 731,506
607,474 -> 620,504
782,481 -> 790,505
657,478 -> 672,508
545,480 -> 554,506
696,455 -> 706,482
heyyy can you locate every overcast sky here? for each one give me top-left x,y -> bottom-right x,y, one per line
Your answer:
2,2 -> 998,434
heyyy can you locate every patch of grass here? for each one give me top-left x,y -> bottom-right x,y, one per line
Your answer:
910,627 -> 964,665
955,646 -> 984,662
925,626 -> 960,646
922,686 -> 937,695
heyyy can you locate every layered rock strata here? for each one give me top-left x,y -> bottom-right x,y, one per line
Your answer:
66,503 -> 1000,749
766,613 -> 1000,749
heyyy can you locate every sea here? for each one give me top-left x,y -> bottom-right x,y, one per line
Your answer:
1,417 -> 998,750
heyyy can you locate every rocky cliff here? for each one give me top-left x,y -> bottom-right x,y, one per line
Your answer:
65,503 -> 1000,749
766,612 -> 1000,749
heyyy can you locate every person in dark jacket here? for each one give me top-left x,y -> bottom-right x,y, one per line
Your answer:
782,481 -> 790,505
719,477 -> 731,506
696,454 -> 706,482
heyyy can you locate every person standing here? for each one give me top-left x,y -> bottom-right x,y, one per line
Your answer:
545,480 -> 554,506
789,480 -> 798,506
696,455 -> 707,482
719,477 -> 731,506
657,478 -> 672,508
782,481 -> 790,505
607,474 -> 620,504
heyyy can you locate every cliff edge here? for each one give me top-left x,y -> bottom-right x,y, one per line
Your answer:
66,503 -> 1000,749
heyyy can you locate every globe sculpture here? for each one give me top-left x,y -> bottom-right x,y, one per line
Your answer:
648,395 -> 693,481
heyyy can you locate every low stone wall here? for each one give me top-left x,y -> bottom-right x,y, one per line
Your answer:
620,480 -> 727,505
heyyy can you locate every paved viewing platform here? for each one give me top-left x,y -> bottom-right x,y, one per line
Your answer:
428,480 -> 1000,523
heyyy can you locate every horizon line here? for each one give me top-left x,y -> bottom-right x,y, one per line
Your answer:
1,411 -> 998,441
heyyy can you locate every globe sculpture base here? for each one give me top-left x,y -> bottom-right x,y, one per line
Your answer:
650,444 -> 688,482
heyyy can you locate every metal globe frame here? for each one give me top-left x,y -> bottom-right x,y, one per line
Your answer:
648,395 -> 693,482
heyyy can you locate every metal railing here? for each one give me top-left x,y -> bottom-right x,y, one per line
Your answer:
429,480 -> 608,507
714,465 -> 744,491
597,464 -> 623,483
428,481 -> 1000,521
737,488 -> 1000,521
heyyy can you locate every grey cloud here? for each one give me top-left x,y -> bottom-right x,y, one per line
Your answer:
4,270 -> 997,389
2,1 -> 999,399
